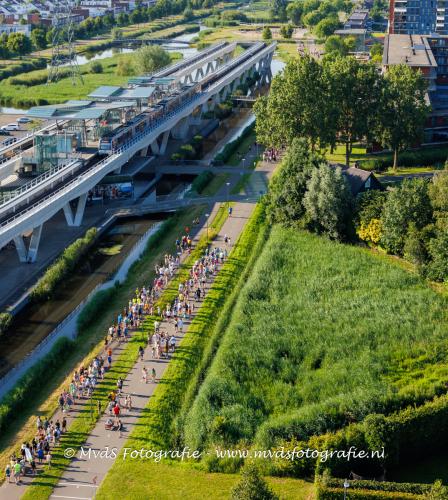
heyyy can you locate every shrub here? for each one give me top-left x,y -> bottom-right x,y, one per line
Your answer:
77,285 -> 118,333
90,61 -> 103,74
214,123 -> 255,164
191,171 -> 214,194
0,312 -> 12,337
30,228 -> 98,303
231,463 -> 279,500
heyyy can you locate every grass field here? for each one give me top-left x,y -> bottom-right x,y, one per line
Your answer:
98,462 -> 315,499
184,226 -> 448,452
0,51 -> 182,108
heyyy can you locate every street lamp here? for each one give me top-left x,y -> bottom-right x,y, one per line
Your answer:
242,157 -> 246,169
343,479 -> 350,500
205,213 -> 209,246
226,181 -> 230,207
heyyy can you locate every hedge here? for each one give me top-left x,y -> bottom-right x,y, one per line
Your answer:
322,478 -> 430,496
191,171 -> 214,194
214,122 -> 255,165
360,147 -> 448,172
316,486 -> 421,499
0,313 -> 12,337
30,227 -> 98,303
0,337 -> 74,434
0,58 -> 46,82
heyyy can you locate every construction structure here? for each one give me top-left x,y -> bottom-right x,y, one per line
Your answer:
47,0 -> 84,85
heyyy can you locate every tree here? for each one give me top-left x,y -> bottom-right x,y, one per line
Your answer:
231,463 -> 278,500
262,26 -> 272,41
324,35 -> 349,57
254,55 -> 336,150
90,61 -> 103,74
314,15 -> 340,39
280,24 -> 294,39
183,6 -> 194,19
326,56 -> 381,167
429,168 -> 448,230
426,230 -> 448,282
266,138 -> 324,225
303,164 -> 354,240
30,28 -> 47,51
426,480 -> 448,500
270,0 -> 287,21
376,64 -> 429,171
116,58 -> 135,76
381,178 -> 433,255
286,2 -> 303,25
6,32 -> 31,56
135,45 -> 171,74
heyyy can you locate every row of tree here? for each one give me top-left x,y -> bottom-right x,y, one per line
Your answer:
254,55 -> 429,170
266,139 -> 448,281
0,0 -> 215,58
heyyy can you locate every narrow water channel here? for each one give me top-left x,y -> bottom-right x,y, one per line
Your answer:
0,215 -> 162,378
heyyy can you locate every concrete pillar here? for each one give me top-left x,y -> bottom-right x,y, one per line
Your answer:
150,140 -> 160,155
171,116 -> 191,140
64,193 -> 88,227
205,61 -> 213,76
27,224 -> 43,263
13,235 -> 28,263
159,130 -> 170,155
13,224 -> 43,263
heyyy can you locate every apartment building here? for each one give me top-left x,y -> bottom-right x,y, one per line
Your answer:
389,0 -> 448,35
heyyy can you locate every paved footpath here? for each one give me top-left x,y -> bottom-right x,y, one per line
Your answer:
0,157 -> 277,500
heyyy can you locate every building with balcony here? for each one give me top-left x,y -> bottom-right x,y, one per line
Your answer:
389,0 -> 448,35
383,33 -> 448,141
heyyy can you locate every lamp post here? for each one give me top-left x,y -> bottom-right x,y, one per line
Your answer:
242,157 -> 246,169
343,479 -> 350,500
226,181 -> 230,207
205,212 -> 209,246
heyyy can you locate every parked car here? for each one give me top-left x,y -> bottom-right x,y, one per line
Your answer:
1,123 -> 19,131
1,137 -> 18,146
0,130 -> 11,136
16,117 -> 31,124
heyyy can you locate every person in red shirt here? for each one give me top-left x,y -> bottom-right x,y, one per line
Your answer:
113,403 -> 120,422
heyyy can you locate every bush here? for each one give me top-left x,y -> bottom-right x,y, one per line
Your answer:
214,122 -> 255,164
90,61 -> 103,74
0,312 -> 12,337
361,147 -> 448,172
191,171 -> 214,194
30,228 -> 98,303
0,58 -> 46,82
231,464 -> 279,500
77,286 -> 118,333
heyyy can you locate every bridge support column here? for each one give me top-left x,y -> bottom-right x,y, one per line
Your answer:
172,116 -> 191,140
150,140 -> 160,155
63,193 -> 88,227
13,224 -> 43,263
159,130 -> 170,155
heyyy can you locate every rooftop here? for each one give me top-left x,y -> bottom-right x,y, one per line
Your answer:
383,34 -> 437,68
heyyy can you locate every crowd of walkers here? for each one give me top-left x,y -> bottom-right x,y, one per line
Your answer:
263,147 -> 280,162
6,218 -> 231,485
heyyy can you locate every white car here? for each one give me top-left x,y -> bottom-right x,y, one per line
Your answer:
17,117 -> 31,124
1,123 -> 19,131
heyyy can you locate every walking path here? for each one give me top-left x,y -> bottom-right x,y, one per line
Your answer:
0,155 -> 278,500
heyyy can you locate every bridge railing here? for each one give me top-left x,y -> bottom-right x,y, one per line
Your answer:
0,159 -> 81,207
